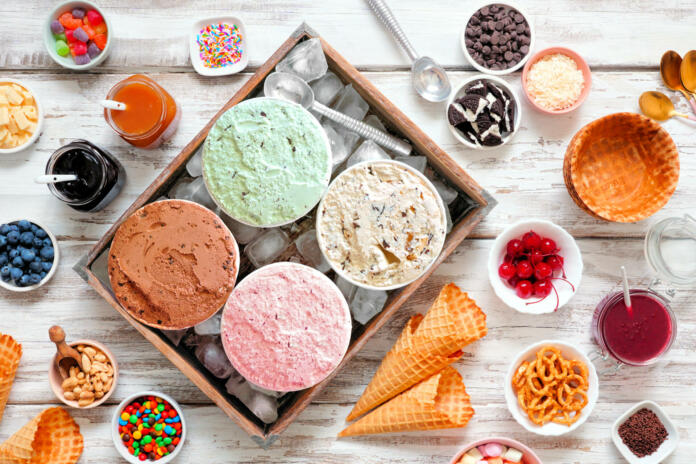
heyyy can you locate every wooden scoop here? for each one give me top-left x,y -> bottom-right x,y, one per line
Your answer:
49,325 -> 82,379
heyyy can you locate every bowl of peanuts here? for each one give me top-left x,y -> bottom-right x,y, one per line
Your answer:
48,339 -> 118,409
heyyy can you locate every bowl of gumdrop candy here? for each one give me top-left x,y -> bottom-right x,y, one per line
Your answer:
44,0 -> 112,70
0,219 -> 59,292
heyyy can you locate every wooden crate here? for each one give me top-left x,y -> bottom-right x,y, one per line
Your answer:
75,23 -> 496,448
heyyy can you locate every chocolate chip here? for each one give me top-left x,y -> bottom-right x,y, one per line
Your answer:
520,45 -> 529,54
504,51 -> 513,61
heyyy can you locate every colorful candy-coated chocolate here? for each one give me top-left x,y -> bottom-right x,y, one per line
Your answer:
118,396 -> 182,461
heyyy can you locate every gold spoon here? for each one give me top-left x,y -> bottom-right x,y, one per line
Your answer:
681,50 -> 696,94
661,50 -> 696,114
639,91 -> 696,121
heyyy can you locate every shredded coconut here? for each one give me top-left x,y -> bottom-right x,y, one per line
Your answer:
526,53 -> 585,110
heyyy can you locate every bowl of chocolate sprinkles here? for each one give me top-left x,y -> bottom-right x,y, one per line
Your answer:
446,75 -> 520,149
612,401 -> 679,464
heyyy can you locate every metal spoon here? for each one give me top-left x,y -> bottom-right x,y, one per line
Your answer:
366,0 -> 451,102
639,91 -> 696,121
680,50 -> 696,97
264,72 -> 412,155
660,50 -> 696,114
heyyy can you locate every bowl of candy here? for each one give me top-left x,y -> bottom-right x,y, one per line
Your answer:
112,391 -> 186,463
450,437 -> 543,464
44,0 -> 112,70
487,219 -> 582,314
0,219 -> 59,292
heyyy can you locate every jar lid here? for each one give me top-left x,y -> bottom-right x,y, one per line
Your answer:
644,214 -> 696,287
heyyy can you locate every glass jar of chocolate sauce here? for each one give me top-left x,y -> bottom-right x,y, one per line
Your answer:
45,140 -> 126,212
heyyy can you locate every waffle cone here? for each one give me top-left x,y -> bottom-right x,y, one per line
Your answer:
0,407 -> 83,464
0,334 -> 22,424
339,367 -> 474,437
346,284 -> 486,421
564,112 -> 679,223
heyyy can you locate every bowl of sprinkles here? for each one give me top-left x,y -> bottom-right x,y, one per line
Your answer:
189,16 -> 247,76
522,47 -> 591,114
112,391 -> 186,463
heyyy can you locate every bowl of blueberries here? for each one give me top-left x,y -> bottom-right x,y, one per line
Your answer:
0,219 -> 58,292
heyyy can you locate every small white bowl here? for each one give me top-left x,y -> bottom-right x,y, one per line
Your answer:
190,16 -> 248,76
43,0 -> 113,71
611,401 -> 679,464
504,340 -> 599,436
460,1 -> 535,76
446,74 -> 521,150
488,219 -> 582,314
112,391 -> 186,464
0,219 -> 59,293
316,159 -> 447,291
0,79 -> 44,155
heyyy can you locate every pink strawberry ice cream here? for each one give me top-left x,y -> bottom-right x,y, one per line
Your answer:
221,262 -> 351,392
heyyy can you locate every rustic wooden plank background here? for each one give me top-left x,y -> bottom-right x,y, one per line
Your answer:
1,1 -> 695,463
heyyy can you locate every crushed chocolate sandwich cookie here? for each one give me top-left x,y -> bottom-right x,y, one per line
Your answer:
618,408 -> 668,458
465,4 -> 531,71
448,79 -> 516,146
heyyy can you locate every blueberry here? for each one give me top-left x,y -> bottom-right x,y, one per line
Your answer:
0,225 -> 10,235
0,254 -> 7,267
40,247 -> 54,260
10,267 -> 22,280
0,235 -> 6,249
6,231 -> 19,245
19,231 -> 34,245
8,249 -> 19,259
42,238 -> 52,247
35,228 -> 47,239
20,249 -> 35,262
40,271 -> 46,278
33,237 -> 43,248
8,224 -> 18,232
30,224 -> 39,233
41,261 -> 53,272
19,274 -> 31,286
0,265 -> 9,277
28,274 -> 41,285
17,220 -> 31,231
33,256 -> 41,262
29,261 -> 42,272
11,257 -> 24,268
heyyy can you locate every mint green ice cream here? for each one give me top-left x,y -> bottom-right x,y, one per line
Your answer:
203,98 -> 330,226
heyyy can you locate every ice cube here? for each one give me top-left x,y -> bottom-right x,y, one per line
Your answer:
195,338 -> 235,379
350,287 -> 388,325
395,155 -> 427,173
331,84 -> 369,121
310,72 -> 343,106
364,114 -> 387,132
322,123 -> 349,170
244,228 -> 290,268
221,214 -> 263,245
225,371 -> 279,424
186,146 -> 203,178
276,38 -> 328,82
170,176 -> 218,211
338,126 -> 361,154
431,179 -> 458,205
162,329 -> 188,346
168,176 -> 194,200
334,275 -> 357,304
295,229 -> 330,273
346,140 -> 391,168
194,311 -> 222,336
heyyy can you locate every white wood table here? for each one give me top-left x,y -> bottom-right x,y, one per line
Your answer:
1,1 -> 695,462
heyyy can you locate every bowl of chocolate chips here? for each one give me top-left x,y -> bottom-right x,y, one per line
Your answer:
461,2 -> 534,75
446,75 -> 520,149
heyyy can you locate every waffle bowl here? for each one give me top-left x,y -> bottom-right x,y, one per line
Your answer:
564,113 -> 679,222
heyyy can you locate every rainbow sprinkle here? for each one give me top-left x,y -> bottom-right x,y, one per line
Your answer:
197,23 -> 244,68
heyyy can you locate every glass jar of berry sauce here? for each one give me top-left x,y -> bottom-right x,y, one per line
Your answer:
45,140 -> 126,212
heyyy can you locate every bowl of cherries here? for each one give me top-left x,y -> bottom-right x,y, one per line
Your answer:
488,220 -> 582,314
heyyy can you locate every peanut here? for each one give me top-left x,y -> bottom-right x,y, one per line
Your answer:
100,373 -> 109,383
77,371 -> 85,379
78,398 -> 94,407
81,354 -> 92,373
104,378 -> 113,393
77,344 -> 85,352
95,391 -> 104,399
94,353 -> 107,363
61,377 -> 78,390
79,390 -> 94,400
83,346 -> 97,358
63,391 -> 76,401
94,381 -> 103,392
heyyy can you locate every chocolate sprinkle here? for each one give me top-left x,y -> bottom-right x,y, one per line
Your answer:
618,408 -> 668,458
